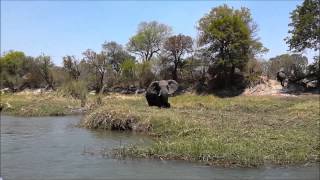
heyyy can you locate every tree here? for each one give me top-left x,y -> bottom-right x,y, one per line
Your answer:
0,50 -> 25,75
0,51 -> 26,90
286,0 -> 320,52
120,58 -> 137,86
198,5 -> 267,88
102,41 -> 134,73
34,54 -> 55,89
51,66 -> 68,87
268,54 -> 308,80
0,51 -> 51,90
63,55 -> 81,80
163,34 -> 193,81
286,0 -> 320,87
307,57 -> 319,82
127,21 -> 171,62
82,49 -> 108,93
136,61 -> 155,88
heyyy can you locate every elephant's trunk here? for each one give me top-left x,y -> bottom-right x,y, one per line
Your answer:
159,89 -> 168,97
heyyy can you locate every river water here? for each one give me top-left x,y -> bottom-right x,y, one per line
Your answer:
1,115 -> 319,180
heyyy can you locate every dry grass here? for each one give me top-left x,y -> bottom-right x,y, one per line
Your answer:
81,93 -> 320,167
1,93 -> 80,116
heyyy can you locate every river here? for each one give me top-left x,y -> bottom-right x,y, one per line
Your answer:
1,115 -> 319,180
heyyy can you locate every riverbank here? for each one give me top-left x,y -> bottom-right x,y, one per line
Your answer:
1,93 -> 81,116
80,93 -> 320,167
1,92 -> 319,167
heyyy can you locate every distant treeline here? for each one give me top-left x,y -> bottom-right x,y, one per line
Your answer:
1,2 -> 319,93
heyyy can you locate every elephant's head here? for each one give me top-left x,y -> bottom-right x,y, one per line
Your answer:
146,80 -> 178,108
148,80 -> 178,95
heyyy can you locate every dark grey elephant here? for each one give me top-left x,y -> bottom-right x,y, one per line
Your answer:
145,80 -> 179,108
276,68 -> 288,87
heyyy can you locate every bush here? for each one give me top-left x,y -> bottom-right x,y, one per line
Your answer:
120,59 -> 137,87
58,80 -> 88,106
244,59 -> 263,87
136,61 -> 155,88
268,54 -> 308,79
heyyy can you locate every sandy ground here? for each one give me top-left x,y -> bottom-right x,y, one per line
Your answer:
242,77 -> 297,97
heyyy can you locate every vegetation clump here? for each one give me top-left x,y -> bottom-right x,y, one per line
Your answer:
81,109 -> 138,131
57,80 -> 88,107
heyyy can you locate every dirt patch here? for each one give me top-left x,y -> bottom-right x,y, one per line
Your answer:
242,76 -> 297,97
104,93 -> 142,100
15,88 -> 53,95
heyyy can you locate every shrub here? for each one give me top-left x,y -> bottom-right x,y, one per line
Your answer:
244,59 -> 263,87
58,80 -> 88,106
120,58 -> 137,87
136,61 -> 155,88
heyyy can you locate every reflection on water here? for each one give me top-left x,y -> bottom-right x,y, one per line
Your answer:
1,115 -> 319,180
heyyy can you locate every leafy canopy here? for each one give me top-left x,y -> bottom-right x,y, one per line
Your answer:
127,21 -> 171,62
198,5 -> 267,78
286,0 -> 320,52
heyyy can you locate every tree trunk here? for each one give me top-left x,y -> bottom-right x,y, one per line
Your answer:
230,65 -> 236,84
223,71 -> 229,88
98,74 -> 104,94
172,63 -> 178,81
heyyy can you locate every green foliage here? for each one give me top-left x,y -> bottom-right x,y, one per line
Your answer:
286,0 -> 320,52
308,57 -> 320,75
127,21 -> 171,61
58,80 -> 88,106
2,7 -> 316,92
63,55 -> 81,80
285,0 -> 319,86
51,67 -> 69,87
198,4 -> 267,88
0,51 -> 46,90
33,54 -> 55,89
307,57 -> 320,86
103,41 -> 135,73
1,50 -> 25,61
136,61 -> 155,87
1,50 -> 25,74
268,54 -> 308,79
120,58 -> 137,84
244,58 -> 263,87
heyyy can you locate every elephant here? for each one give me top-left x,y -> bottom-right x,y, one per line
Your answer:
276,68 -> 288,87
145,80 -> 179,108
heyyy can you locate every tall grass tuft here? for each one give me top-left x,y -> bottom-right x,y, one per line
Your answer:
58,80 -> 88,107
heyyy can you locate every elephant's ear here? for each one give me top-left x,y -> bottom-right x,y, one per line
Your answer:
167,80 -> 178,94
148,81 -> 160,93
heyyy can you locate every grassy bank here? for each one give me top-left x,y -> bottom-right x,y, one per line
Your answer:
1,93 -> 81,116
2,92 -> 319,167
81,94 -> 320,167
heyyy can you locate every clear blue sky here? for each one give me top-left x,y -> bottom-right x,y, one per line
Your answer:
1,0 -> 316,65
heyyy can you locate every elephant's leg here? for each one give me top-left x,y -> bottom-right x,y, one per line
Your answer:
146,94 -> 157,106
163,102 -> 170,108
160,95 -> 170,108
